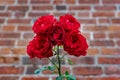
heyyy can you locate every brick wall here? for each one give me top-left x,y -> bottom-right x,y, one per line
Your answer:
0,0 -> 120,80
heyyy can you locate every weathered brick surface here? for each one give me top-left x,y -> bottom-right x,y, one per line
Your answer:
0,40 -> 15,46
98,57 -> 120,64
73,66 -> 102,75
0,66 -> 24,74
0,0 -> 15,4
0,56 -> 19,64
0,32 -> 20,38
0,76 -> 18,80
78,0 -> 99,4
2,25 -> 15,31
94,5 -> 116,11
101,48 -> 120,55
0,0 -> 120,80
22,76 -> 48,80
68,56 -> 95,65
105,66 -> 120,74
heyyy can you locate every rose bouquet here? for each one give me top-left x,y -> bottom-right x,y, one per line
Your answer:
27,14 -> 88,80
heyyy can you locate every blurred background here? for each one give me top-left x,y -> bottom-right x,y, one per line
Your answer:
0,0 -> 120,80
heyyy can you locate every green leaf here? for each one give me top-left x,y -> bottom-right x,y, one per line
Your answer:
34,66 -> 48,74
56,76 -> 64,80
41,66 -> 48,70
65,70 -> 69,75
66,75 -> 76,80
48,66 -> 55,71
34,69 -> 41,74
67,59 -> 74,65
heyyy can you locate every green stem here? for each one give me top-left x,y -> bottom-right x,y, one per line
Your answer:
57,45 -> 62,76
61,54 -> 67,60
48,58 -> 58,69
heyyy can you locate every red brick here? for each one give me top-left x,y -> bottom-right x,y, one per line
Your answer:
30,0 -> 50,4
102,77 -> 120,80
98,18 -> 110,24
0,40 -> 15,46
98,57 -> 120,64
105,66 -> 120,74
73,66 -> 102,75
54,12 -> 75,17
14,12 -> 26,17
0,0 -> 15,4
76,77 -> 120,80
77,56 -> 95,64
0,56 -> 19,64
0,12 -> 11,17
7,19 -> 30,24
56,5 -> 66,10
79,0 -> 99,4
22,76 -> 48,80
93,12 -> 114,17
117,12 -> 120,17
69,56 -> 94,65
87,48 -> 99,55
11,48 -> 26,55
108,32 -> 120,38
17,40 -> 29,46
103,0 -> 120,4
94,5 -> 116,10
79,19 -> 96,24
0,32 -> 20,38
93,33 -> 106,39
69,6 -> 90,10
0,57 -> 4,63
53,0 -> 63,4
117,40 -> 120,46
18,0 -> 28,4
90,40 -> 114,46
0,48 -> 11,54
0,19 -> 4,23
108,26 -> 120,31
5,57 -> 19,64
0,5 -> 5,10
32,5 -> 53,10
17,26 -> 32,31
0,66 -> 24,74
22,57 -> 49,65
2,25 -> 15,31
23,33 -> 34,39
101,48 -> 120,55
112,19 -> 120,24
28,12 -> 49,17
8,6 -> 29,11
65,0 -> 76,4
0,76 -> 18,80
78,12 -> 89,17
83,26 -> 108,31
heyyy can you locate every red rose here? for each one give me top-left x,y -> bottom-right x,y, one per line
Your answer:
48,22 -> 65,45
32,15 -> 56,34
59,14 -> 80,32
27,35 -> 53,58
64,31 -> 88,57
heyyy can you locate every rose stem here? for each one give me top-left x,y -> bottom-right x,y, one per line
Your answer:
57,45 -> 62,76
48,58 -> 58,69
